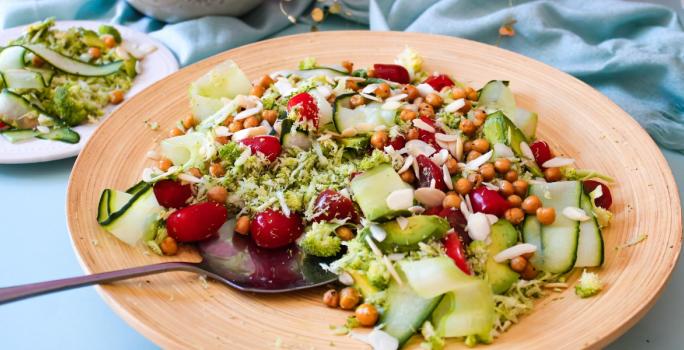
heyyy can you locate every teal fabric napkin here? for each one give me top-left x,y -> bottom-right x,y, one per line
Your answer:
1,0 -> 683,152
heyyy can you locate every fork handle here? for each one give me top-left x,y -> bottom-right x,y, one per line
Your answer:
0,262 -> 202,304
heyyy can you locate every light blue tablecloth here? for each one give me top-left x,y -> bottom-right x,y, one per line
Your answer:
1,1 -> 683,349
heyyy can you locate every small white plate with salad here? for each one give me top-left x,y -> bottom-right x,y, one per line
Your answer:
0,19 -> 178,164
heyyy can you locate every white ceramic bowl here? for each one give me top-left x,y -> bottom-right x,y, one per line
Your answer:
126,0 -> 264,23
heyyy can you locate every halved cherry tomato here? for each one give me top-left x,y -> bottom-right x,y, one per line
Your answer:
388,135 -> 406,151
153,180 -> 193,208
469,187 -> 510,217
583,180 -> 612,209
350,171 -> 363,180
372,64 -> 410,84
240,135 -> 281,162
417,116 -> 441,149
287,92 -> 319,128
423,205 -> 443,216
416,154 -> 446,191
438,207 -> 470,245
530,140 -> 553,168
251,209 -> 304,249
424,74 -> 455,91
443,231 -> 472,275
166,202 -> 227,242
0,121 -> 7,130
312,189 -> 358,223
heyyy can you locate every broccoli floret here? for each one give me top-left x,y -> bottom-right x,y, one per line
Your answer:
356,149 -> 391,171
367,260 -> 390,289
436,110 -> 460,130
298,57 -> 317,70
330,233 -> 373,272
575,269 -> 603,298
218,141 -> 244,164
284,191 -> 304,212
52,84 -> 89,126
298,222 -> 342,257
467,240 -> 489,276
260,88 -> 280,111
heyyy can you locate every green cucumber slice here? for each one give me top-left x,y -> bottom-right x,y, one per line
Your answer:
1,129 -> 37,143
478,80 -> 515,118
126,181 -> 150,196
431,279 -> 495,343
35,127 -> 80,144
0,89 -> 38,129
575,190 -> 604,267
99,186 -> 162,245
298,66 -> 348,78
513,107 -> 538,140
332,93 -> 396,133
528,181 -> 581,273
97,189 -> 111,223
26,67 -> 55,85
279,119 -> 312,150
0,46 -> 26,70
522,215 -> 544,268
483,111 -> 543,177
17,44 -> 123,77
350,164 -> 412,221
1,69 -> 45,89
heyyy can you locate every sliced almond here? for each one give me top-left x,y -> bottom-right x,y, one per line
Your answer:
465,150 -> 493,170
231,125 -> 268,142
520,141 -> 534,160
443,164 -> 454,190
467,212 -> 491,241
416,83 -> 436,97
386,188 -> 415,211
414,187 -> 446,208
413,118 -> 436,133
406,139 -> 436,158
493,143 -> 515,158
493,243 -> 538,263
444,98 -> 465,113
435,133 -> 460,142
396,217 -> 409,230
562,206 -> 591,221
542,156 -> 575,168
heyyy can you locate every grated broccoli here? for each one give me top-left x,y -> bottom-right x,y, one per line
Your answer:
52,84 -> 89,126
575,269 -> 602,298
218,141 -> 244,165
356,149 -> 391,171
298,222 -> 342,257
367,259 -> 390,289
436,110 -> 461,130
330,234 -> 374,272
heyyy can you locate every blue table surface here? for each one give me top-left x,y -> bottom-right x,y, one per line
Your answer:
1,0 -> 684,344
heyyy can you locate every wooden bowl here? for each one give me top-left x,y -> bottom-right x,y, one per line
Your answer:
66,32 -> 682,349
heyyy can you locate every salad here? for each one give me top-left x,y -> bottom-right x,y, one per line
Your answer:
0,18 -> 150,143
96,48 -> 615,349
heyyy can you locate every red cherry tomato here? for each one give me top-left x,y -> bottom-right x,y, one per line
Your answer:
438,207 -> 470,245
251,209 -> 304,249
388,135 -> 406,151
240,135 -> 281,162
423,205 -> 443,216
153,180 -> 193,208
469,187 -> 510,217
372,64 -> 410,84
443,231 -> 472,275
583,180 -> 613,209
312,189 -> 358,223
287,92 -> 319,128
424,74 -> 455,92
350,171 -> 363,180
416,154 -> 446,191
417,116 -> 442,149
166,202 -> 227,242
530,140 -> 553,168
0,121 -> 7,129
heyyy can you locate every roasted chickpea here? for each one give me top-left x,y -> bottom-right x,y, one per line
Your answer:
507,194 -> 523,208
442,193 -> 462,209
400,170 -> 415,184
182,115 -> 196,129
512,180 -> 529,197
521,195 -> 542,214
509,256 -> 527,273
209,162 -> 225,177
471,138 -> 490,153
160,236 -> 178,255
222,116 -> 234,127
459,119 -> 476,135
463,140 -> 473,154
345,80 -> 359,90
261,109 -> 278,125
500,180 -> 514,197
479,163 -> 496,181
235,215 -> 251,235
466,150 -> 482,162
102,34 -> 117,48
460,99 -> 473,113
207,186 -> 228,203
455,178 -> 473,195
31,54 -> 44,67
467,173 -> 483,188
228,119 -> 244,133
445,156 -> 459,174
169,127 -> 184,137
335,226 -> 354,241
374,83 -> 391,98
494,158 -> 512,173
419,102 -> 435,118
339,287 -> 361,310
243,116 -> 260,128
257,74 -> 274,88
250,85 -> 265,97
451,87 -> 466,100
350,94 -> 366,108
323,289 -> 340,308
370,130 -> 389,149
473,109 -> 487,127
521,263 -> 538,280
109,90 -> 124,105
355,304 -> 379,327
88,47 -> 101,60
341,60 -> 354,73
403,84 -> 419,102
504,170 -> 519,182
188,167 -> 202,178
406,127 -> 419,140
544,167 -> 563,182
465,86 -> 478,100
400,109 -> 418,121
536,207 -> 556,225
505,207 -> 525,225
367,68 -> 376,78
158,158 -> 172,171
425,93 -> 443,107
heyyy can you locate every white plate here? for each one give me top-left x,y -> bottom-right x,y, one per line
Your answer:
0,20 -> 179,164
